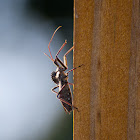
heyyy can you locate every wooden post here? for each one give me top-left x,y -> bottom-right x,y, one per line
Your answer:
73,0 -> 140,140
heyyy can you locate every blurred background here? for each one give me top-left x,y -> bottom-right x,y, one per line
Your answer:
0,0 -> 73,140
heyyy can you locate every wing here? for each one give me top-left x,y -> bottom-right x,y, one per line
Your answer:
59,84 -> 73,113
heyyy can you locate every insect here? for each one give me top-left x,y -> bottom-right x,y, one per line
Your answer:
44,26 -> 81,113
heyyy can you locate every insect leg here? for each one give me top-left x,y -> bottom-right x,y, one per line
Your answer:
58,97 -> 79,112
56,84 -> 79,112
53,84 -> 74,110
52,84 -> 73,95
51,85 -> 59,94
56,84 -> 66,97
44,26 -> 62,62
54,56 -> 68,70
54,46 -> 74,70
52,85 -> 74,111
53,40 -> 67,68
55,40 -> 67,57
68,83 -> 73,85
66,64 -> 84,75
44,52 -> 54,62
63,46 -> 74,67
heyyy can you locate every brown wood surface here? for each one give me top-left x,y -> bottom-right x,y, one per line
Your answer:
72,0 -> 139,140
73,0 -> 94,140
128,0 -> 140,140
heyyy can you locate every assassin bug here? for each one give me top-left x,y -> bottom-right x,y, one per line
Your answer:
44,26 -> 81,113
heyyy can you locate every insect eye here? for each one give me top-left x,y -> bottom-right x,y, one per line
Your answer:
51,71 -> 59,84
51,71 -> 56,77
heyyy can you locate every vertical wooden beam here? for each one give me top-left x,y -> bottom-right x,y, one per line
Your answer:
73,0 -> 94,140
128,0 -> 140,139
73,0 -> 133,140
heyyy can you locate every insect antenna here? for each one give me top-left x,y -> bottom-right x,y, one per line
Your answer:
44,26 -> 62,61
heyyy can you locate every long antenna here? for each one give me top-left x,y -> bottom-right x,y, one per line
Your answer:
46,26 -> 62,61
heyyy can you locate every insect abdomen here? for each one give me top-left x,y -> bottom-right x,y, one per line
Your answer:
59,84 -> 72,112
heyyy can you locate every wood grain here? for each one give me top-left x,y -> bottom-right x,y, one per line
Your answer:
128,0 -> 140,140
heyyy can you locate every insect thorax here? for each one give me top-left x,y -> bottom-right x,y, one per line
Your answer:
51,67 -> 68,85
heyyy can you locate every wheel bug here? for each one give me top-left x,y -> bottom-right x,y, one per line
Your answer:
44,26 -> 82,113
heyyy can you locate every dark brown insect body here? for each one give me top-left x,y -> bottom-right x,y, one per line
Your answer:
44,26 -> 79,113
51,67 -> 73,112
